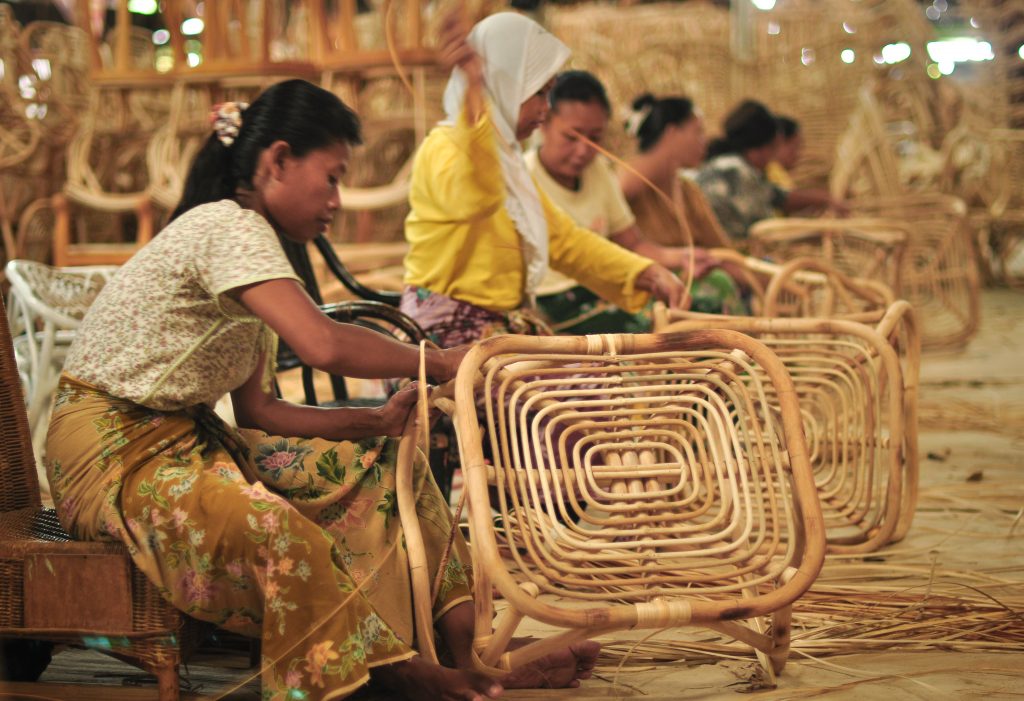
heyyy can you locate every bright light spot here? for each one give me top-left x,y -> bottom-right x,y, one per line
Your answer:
0,59 -> 5,82
926,63 -> 942,79
186,52 -> 201,67
152,29 -> 170,45
934,0 -> 948,11
196,2 -> 205,17
155,53 -> 174,72
18,74 -> 35,100
873,53 -> 885,65
927,38 -> 995,64
767,21 -> 780,35
970,17 -> 980,29
182,18 -> 204,36
925,6 -> 940,21
841,49 -> 855,64
1019,44 -> 1024,60
31,58 -> 51,81
801,48 -> 816,66
842,22 -> 856,34
881,42 -> 912,64
750,0 -> 776,10
939,60 -> 955,75
128,0 -> 158,14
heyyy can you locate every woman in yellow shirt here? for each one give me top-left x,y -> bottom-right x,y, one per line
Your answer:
402,12 -> 685,346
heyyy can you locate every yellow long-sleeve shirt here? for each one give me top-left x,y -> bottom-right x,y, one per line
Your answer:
403,108 -> 653,313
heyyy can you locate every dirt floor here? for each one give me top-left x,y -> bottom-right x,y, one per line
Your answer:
3,289 -> 1022,700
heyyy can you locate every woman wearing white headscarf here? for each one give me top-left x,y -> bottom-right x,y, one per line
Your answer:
402,12 -> 686,346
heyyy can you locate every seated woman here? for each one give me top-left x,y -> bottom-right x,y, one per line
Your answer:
527,72 -> 742,328
45,79 -> 596,701
401,13 -> 685,348
617,93 -> 748,315
695,100 -> 846,240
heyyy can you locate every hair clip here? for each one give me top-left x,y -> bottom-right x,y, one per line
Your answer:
624,104 -> 654,139
210,101 -> 249,147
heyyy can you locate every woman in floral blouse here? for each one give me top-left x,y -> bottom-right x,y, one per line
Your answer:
45,78 -> 596,700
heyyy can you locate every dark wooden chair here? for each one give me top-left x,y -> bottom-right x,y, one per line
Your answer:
0,296 -> 210,699
277,235 -> 459,499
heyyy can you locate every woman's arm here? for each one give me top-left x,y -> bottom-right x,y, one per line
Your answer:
231,354 -> 421,440
611,225 -> 718,277
236,278 -> 464,378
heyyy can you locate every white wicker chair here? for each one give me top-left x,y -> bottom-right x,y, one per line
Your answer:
4,260 -> 117,456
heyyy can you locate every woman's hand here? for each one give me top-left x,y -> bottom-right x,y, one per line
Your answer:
377,383 -> 420,437
675,247 -> 720,279
636,264 -> 690,310
425,344 -> 471,383
439,10 -> 483,86
439,8 -> 483,122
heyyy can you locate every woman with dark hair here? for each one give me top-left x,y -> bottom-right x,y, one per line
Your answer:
526,73 -> 744,326
45,78 -> 593,700
696,100 -> 845,239
768,115 -> 801,188
617,92 -> 748,315
402,13 -> 686,347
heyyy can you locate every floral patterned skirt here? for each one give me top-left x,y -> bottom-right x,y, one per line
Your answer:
45,375 -> 471,700
399,285 -> 551,348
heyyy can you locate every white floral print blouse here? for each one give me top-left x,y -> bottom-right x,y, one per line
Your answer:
63,199 -> 301,411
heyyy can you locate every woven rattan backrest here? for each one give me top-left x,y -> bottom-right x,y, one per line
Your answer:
456,331 -> 825,637
0,295 -> 41,512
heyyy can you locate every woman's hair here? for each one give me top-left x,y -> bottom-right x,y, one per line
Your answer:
706,99 -> 778,159
626,93 -> 696,153
776,115 -> 800,139
548,70 -> 611,114
172,79 -> 362,221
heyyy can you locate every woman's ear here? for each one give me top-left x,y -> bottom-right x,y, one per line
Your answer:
263,140 -> 293,181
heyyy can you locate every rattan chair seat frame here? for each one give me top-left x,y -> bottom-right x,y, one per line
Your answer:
656,303 -> 920,553
444,331 -> 826,679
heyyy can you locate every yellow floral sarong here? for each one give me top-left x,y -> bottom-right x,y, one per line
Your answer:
45,375 -> 471,700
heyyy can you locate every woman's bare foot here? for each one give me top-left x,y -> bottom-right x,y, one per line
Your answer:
500,639 -> 601,689
372,655 -> 504,701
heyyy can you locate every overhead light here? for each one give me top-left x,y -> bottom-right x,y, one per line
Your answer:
128,0 -> 158,14
750,0 -> 776,10
842,22 -> 856,34
182,18 -> 204,36
152,29 -> 170,46
926,38 -> 995,64
881,42 -> 912,64
841,49 -> 855,64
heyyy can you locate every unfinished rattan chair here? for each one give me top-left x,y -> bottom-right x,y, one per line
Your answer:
848,193 -> 981,350
748,217 -> 909,295
656,303 -> 919,553
0,295 -> 208,699
444,331 -> 825,679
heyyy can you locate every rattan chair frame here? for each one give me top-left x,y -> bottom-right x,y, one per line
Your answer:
748,217 -> 909,299
654,303 -> 920,552
445,331 -> 826,678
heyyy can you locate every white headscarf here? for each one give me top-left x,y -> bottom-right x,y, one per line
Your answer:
441,12 -> 570,300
